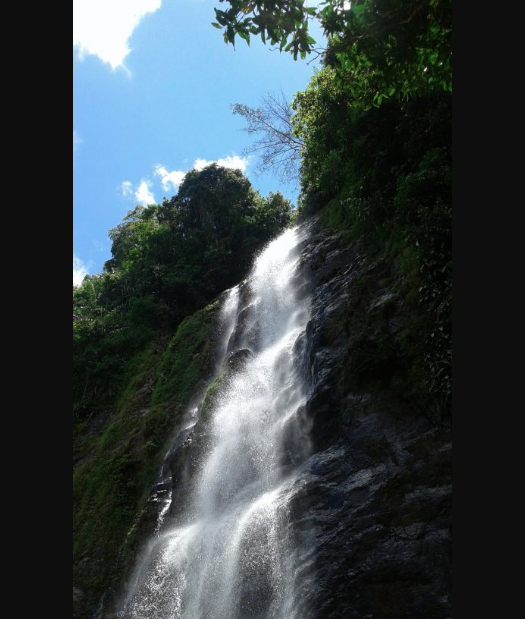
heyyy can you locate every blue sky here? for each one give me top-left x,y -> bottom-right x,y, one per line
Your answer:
73,0 -> 323,284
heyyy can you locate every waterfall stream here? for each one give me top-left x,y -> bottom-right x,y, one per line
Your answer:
120,227 -> 311,619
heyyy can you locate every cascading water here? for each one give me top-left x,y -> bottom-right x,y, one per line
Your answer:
120,227 -> 311,619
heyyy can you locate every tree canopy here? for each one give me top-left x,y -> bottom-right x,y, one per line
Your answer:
214,0 -> 452,108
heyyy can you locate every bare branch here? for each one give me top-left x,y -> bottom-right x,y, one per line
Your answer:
232,92 -> 303,182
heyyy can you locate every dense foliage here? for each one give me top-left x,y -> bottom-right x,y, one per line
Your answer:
74,164 -> 292,417
214,0 -> 451,108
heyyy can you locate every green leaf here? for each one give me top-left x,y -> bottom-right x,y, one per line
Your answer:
239,30 -> 251,45
211,23 -> 222,30
307,36 -> 316,45
352,2 -> 367,15
429,51 -> 439,65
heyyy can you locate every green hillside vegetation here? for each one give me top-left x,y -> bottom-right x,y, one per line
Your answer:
294,75 -> 451,403
73,165 -> 293,617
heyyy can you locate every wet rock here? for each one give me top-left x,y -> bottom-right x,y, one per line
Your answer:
227,302 -> 255,352
227,348 -> 253,370
292,222 -> 452,619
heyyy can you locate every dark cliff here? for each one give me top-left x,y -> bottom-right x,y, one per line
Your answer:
290,220 -> 451,618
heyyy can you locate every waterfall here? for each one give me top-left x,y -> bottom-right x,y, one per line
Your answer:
120,226 -> 311,619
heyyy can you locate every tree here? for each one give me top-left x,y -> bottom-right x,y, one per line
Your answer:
106,205 -> 160,272
258,192 -> 295,235
213,0 -> 452,108
232,92 -> 303,181
213,0 -> 318,59
102,164 -> 293,314
170,163 -> 256,241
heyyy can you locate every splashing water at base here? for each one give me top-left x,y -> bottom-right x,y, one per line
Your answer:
120,227 -> 311,619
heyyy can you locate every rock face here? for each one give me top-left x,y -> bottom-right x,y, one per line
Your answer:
290,222 -> 452,619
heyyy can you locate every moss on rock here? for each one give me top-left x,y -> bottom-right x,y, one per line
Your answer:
73,301 -> 221,619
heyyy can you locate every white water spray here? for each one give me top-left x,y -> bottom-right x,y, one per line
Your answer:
120,227 -> 310,619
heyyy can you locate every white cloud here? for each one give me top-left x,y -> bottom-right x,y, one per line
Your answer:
73,255 -> 89,287
135,180 -> 156,205
194,155 -> 249,173
121,179 -> 156,204
121,180 -> 133,197
73,0 -> 162,70
154,165 -> 186,192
